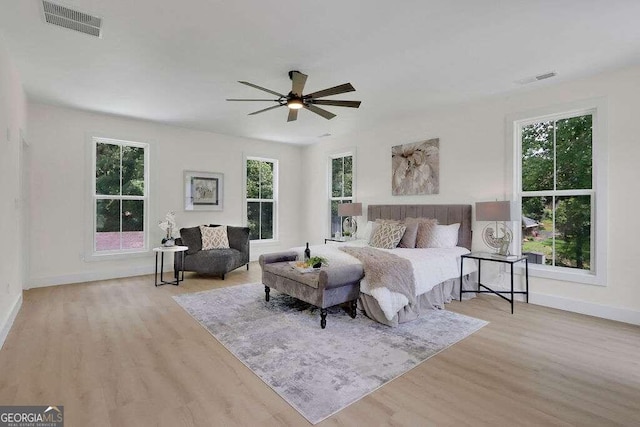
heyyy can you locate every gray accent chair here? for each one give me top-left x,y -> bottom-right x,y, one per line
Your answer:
259,251 -> 364,329
174,225 -> 250,280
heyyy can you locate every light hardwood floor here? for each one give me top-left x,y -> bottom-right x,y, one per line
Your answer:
1,263 -> 639,426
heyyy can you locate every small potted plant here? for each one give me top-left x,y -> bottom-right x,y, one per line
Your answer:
307,256 -> 327,269
158,211 -> 177,247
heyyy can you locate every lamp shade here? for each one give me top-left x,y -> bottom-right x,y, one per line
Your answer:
476,201 -> 515,221
338,202 -> 362,217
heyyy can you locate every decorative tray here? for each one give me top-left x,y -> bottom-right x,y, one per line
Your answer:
289,261 -> 320,273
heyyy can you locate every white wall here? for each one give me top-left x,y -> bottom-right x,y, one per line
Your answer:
27,103 -> 303,287
302,65 -> 640,324
0,33 -> 26,348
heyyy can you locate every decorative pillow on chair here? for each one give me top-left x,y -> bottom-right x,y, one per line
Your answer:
369,222 -> 407,249
200,225 -> 230,249
405,217 -> 438,248
427,223 -> 460,248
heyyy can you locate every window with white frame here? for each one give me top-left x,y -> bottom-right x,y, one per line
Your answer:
246,157 -> 277,241
93,137 -> 148,253
516,108 -> 604,281
329,153 -> 354,236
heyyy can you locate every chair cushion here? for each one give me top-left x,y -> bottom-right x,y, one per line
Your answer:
184,248 -> 243,274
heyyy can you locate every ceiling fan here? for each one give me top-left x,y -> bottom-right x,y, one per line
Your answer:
226,71 -> 361,122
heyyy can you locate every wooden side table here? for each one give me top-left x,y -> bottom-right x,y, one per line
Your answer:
153,246 -> 188,287
459,252 -> 529,313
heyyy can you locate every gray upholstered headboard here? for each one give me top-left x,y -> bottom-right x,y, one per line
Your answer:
367,204 -> 473,250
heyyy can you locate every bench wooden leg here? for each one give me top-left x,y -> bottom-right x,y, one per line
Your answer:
350,299 -> 357,319
265,286 -> 270,302
320,308 -> 327,329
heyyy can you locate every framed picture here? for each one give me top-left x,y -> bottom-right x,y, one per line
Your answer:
392,138 -> 440,195
184,170 -> 224,211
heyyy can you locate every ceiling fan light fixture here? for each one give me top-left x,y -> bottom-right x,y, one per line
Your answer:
228,71 -> 360,121
287,98 -> 304,109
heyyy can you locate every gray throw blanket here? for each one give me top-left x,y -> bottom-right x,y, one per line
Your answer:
339,246 -> 416,304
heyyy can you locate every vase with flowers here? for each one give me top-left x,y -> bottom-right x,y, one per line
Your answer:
158,211 -> 177,247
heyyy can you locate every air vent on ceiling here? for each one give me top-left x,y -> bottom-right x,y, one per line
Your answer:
515,71 -> 557,85
41,1 -> 102,38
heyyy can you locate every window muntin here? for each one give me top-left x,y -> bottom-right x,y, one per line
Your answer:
519,113 -> 594,272
246,158 -> 276,241
93,138 -> 148,253
330,154 -> 354,235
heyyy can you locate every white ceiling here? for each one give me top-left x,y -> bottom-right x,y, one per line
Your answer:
2,0 -> 640,144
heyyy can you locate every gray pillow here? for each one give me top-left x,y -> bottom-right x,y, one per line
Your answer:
398,221 -> 419,248
179,226 -> 202,254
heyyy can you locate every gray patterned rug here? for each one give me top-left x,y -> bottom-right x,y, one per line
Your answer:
173,283 -> 487,424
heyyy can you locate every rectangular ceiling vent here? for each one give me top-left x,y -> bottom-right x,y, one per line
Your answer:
516,71 -> 557,85
41,1 -> 102,38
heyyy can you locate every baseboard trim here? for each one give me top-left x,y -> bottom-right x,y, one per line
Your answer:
27,265 -> 157,289
25,269 -> 640,326
0,293 -> 23,350
529,292 -> 640,326
469,284 -> 640,326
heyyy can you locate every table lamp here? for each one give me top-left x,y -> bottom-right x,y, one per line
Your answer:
338,202 -> 362,238
476,201 -> 517,256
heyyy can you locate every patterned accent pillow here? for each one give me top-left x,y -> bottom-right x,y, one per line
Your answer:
200,225 -> 230,250
427,223 -> 460,248
369,222 -> 407,249
405,217 -> 438,248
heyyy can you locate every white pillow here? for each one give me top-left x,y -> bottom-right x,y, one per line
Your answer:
358,220 -> 375,242
200,225 -> 230,249
427,223 -> 460,248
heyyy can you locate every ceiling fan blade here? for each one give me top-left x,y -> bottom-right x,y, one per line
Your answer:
290,71 -> 308,96
226,99 -> 279,102
238,81 -> 285,97
310,100 -> 361,108
287,109 -> 299,122
304,104 -> 336,120
248,104 -> 285,115
306,83 -> 355,99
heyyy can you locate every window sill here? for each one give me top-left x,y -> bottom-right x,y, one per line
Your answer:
250,239 -> 280,246
84,249 -> 151,262
515,263 -> 605,286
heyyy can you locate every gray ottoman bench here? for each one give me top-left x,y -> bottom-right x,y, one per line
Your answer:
259,251 -> 364,329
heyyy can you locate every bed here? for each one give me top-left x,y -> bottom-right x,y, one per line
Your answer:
296,204 -> 477,326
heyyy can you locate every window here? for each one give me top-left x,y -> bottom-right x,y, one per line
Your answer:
93,137 -> 148,253
515,105 -> 606,284
246,157 -> 277,241
329,153 -> 354,235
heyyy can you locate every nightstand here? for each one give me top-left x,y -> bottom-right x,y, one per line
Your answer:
324,237 -> 348,244
459,252 -> 529,313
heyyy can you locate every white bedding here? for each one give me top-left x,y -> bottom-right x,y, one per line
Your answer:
292,241 -> 476,320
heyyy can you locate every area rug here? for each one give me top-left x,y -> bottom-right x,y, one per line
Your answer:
173,283 -> 487,424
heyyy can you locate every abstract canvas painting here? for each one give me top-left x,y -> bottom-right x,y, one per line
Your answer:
392,138 -> 440,195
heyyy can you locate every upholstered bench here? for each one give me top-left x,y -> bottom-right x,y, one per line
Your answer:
259,251 -> 364,329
